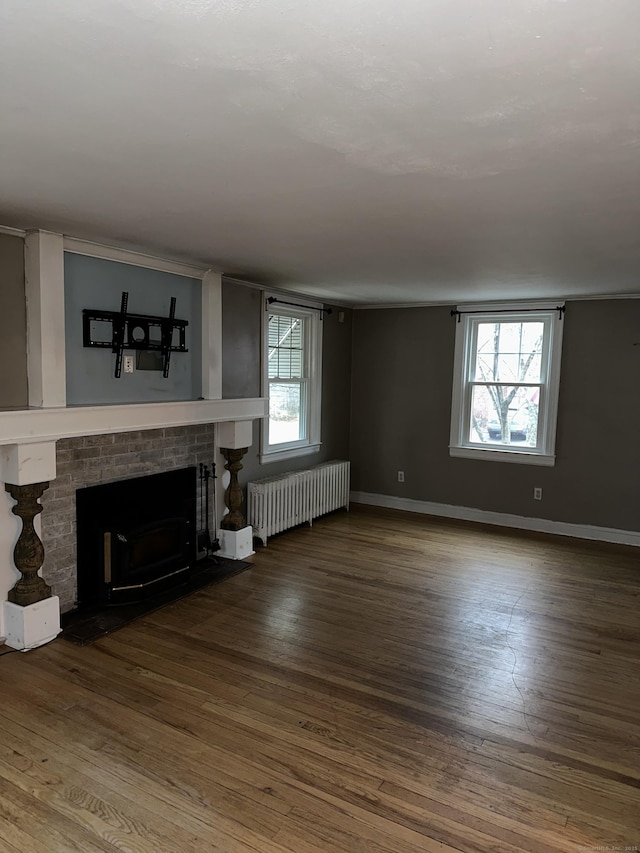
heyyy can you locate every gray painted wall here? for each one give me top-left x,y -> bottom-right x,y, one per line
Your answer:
221,278 -> 352,486
65,253 -> 202,405
0,234 -> 28,408
222,277 -> 261,399
350,299 -> 640,532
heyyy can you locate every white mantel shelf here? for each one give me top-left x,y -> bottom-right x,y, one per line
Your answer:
0,398 -> 267,446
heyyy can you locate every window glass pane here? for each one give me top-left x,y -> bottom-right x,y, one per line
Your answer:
269,382 -> 303,444
268,315 -> 303,380
474,322 -> 544,383
469,384 -> 539,447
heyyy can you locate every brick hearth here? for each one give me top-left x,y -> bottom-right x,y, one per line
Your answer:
40,423 -> 216,612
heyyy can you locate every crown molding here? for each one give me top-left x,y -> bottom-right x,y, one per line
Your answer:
354,292 -> 640,310
222,275 -> 352,309
0,224 -> 27,238
63,237 -> 211,280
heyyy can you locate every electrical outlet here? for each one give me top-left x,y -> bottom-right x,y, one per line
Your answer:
398,471 -> 405,483
123,355 -> 134,374
533,487 -> 543,500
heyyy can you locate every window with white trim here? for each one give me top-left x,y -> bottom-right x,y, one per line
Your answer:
449,304 -> 564,466
261,296 -> 323,462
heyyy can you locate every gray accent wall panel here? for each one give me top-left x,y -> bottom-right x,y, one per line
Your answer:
222,278 -> 261,398
0,234 -> 28,408
552,299 -> 640,530
350,300 -> 640,533
64,253 -> 202,405
350,306 -> 454,497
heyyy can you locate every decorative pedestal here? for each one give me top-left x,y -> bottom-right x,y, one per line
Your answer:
3,597 -> 61,651
5,481 -> 51,605
220,447 -> 248,531
2,480 -> 60,650
219,527 -> 255,561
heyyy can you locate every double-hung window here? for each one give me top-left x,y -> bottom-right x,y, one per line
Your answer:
261,296 -> 323,462
449,303 -> 564,466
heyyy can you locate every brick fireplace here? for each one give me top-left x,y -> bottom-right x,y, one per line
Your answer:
41,423 -> 216,613
0,397 -> 266,647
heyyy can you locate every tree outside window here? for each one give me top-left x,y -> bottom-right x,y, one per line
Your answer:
469,321 -> 543,447
449,305 -> 564,466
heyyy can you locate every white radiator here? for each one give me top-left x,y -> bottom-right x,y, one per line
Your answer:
247,460 -> 350,545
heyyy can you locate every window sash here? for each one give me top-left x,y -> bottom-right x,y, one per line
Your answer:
268,378 -> 308,446
464,382 -> 544,451
268,314 -> 305,380
469,319 -> 546,385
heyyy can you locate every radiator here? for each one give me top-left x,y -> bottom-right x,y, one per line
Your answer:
247,460 -> 350,545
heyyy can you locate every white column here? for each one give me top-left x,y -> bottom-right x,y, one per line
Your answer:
201,270 -> 222,400
24,231 -> 66,408
217,421 -> 255,560
1,449 -> 60,650
0,488 -> 20,641
216,419 -> 252,533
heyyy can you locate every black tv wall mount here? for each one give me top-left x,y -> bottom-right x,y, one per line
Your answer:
82,291 -> 188,378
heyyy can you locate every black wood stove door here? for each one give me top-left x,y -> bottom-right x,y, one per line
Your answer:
76,467 -> 196,608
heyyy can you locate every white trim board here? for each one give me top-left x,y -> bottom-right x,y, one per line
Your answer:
201,270 -> 223,399
0,397 -> 268,446
25,231 -> 67,408
350,491 -> 640,548
0,225 -> 27,238
63,237 -> 210,280
222,276 -> 352,309
354,293 -> 640,310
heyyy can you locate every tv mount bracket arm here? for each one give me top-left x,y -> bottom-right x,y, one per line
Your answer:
82,291 -> 188,378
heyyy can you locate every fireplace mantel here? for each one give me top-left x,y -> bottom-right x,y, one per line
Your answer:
0,397 -> 267,447
0,397 -> 267,486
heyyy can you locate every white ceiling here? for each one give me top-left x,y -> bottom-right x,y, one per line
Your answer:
1,0 -> 639,305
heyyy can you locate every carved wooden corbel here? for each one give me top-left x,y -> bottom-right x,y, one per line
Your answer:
5,481 -> 52,606
219,448 -> 248,531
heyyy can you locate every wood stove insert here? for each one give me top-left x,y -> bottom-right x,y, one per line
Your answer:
76,467 -> 197,608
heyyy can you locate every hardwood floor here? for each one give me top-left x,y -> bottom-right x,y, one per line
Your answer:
0,504 -> 639,852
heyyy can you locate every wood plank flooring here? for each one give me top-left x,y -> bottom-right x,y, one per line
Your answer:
0,504 -> 639,852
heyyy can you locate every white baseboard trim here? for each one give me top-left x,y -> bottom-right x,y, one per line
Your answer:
350,491 -> 640,548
